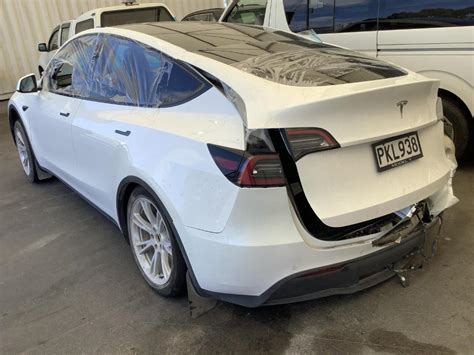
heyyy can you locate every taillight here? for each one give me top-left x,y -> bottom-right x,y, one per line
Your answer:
208,130 -> 285,188
238,154 -> 285,187
285,128 -> 339,160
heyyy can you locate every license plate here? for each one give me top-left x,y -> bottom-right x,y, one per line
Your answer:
372,132 -> 423,172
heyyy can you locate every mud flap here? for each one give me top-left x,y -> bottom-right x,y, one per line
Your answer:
187,272 -> 219,318
392,216 -> 442,287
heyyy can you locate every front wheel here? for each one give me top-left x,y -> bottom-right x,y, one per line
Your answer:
127,187 -> 186,297
14,121 -> 39,183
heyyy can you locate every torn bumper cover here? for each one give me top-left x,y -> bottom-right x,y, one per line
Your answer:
187,170 -> 458,311
195,209 -> 444,308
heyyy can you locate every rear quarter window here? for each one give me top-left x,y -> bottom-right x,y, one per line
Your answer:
88,35 -> 209,107
75,19 -> 94,34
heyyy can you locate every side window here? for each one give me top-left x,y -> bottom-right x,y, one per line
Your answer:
308,0 -> 335,34
89,35 -> 209,107
75,19 -> 94,34
48,28 -> 60,51
226,0 -> 267,25
60,24 -> 70,46
284,0 -> 336,33
378,0 -> 474,31
284,0 -> 309,32
335,0 -> 378,32
50,63 -> 73,94
159,8 -> 174,21
44,35 -> 99,97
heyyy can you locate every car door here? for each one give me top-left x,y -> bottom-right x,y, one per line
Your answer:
30,36 -> 95,181
71,34 -> 150,217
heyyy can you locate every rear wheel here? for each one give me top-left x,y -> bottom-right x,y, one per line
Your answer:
14,121 -> 39,183
127,187 -> 186,296
441,95 -> 470,160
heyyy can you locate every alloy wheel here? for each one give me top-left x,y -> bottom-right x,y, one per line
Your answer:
15,127 -> 31,176
129,196 -> 173,286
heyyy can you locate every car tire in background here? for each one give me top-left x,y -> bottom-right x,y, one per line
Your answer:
441,95 -> 471,160
13,120 -> 39,183
127,187 -> 186,297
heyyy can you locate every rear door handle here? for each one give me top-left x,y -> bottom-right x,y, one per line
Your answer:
59,112 -> 70,117
115,129 -> 131,137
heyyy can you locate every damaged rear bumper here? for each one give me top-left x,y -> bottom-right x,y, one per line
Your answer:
199,214 -> 442,308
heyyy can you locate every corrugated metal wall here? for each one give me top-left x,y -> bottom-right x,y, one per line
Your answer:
0,0 -> 223,99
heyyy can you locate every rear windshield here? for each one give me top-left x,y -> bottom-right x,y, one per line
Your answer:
101,7 -> 174,27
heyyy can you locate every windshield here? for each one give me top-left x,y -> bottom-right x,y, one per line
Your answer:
101,7 -> 174,27
226,0 -> 267,25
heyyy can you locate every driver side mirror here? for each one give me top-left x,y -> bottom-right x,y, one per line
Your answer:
16,74 -> 39,93
38,43 -> 48,52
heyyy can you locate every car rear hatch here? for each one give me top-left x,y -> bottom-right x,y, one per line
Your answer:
263,78 -> 452,228
190,36 -> 453,230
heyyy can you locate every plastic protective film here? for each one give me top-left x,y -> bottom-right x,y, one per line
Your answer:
232,48 -> 407,87
42,34 -> 208,108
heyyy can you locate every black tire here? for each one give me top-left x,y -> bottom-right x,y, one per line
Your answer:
127,187 -> 186,297
13,120 -> 39,183
441,96 -> 470,160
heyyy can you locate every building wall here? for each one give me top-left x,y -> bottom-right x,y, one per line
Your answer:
0,0 -> 223,99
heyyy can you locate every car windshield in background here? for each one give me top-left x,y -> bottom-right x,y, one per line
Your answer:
182,9 -> 224,22
226,0 -> 267,25
101,7 -> 174,27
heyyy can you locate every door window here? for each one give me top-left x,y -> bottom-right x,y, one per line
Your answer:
89,35 -> 209,107
60,24 -> 70,45
308,0 -> 335,33
43,35 -> 99,97
284,0 -> 336,33
225,0 -> 267,25
334,0 -> 378,32
379,0 -> 474,30
284,0 -> 309,32
48,27 -> 60,51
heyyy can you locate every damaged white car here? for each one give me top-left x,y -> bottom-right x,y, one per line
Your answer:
8,22 -> 458,310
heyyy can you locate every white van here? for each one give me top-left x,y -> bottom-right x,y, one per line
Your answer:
220,0 -> 474,158
38,2 -> 174,76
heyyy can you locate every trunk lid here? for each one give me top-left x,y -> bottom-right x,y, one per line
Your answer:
256,77 -> 452,228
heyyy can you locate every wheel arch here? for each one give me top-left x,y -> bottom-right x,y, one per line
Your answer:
8,104 -> 22,143
438,88 -> 473,125
116,175 -> 206,294
417,69 -> 473,118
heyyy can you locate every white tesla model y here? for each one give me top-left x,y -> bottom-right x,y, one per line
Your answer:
8,22 -> 458,307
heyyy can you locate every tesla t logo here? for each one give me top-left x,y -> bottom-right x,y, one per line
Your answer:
397,100 -> 408,118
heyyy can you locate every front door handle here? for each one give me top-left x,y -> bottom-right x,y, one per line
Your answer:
59,112 -> 70,117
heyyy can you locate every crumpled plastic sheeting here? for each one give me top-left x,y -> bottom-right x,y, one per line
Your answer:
43,34 -> 101,97
41,33 -> 193,108
232,48 -> 407,87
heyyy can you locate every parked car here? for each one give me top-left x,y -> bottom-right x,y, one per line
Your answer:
220,0 -> 474,159
37,21 -> 73,76
37,2 -> 174,75
11,22 -> 458,307
182,8 -> 224,22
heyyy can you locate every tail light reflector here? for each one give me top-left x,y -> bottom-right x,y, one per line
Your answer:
208,145 -> 285,188
285,128 -> 339,160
